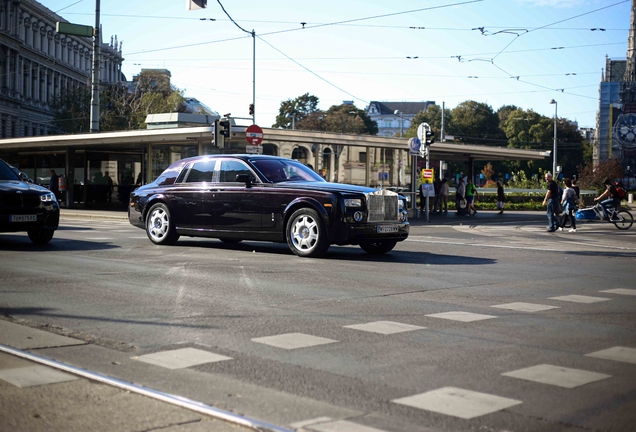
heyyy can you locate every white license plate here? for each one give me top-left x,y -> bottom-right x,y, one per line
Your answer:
377,225 -> 399,233
10,215 -> 37,222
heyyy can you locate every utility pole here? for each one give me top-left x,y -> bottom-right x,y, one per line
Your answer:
90,0 -> 100,132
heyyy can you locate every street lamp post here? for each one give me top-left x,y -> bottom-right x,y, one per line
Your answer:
393,110 -> 405,188
549,99 -> 557,176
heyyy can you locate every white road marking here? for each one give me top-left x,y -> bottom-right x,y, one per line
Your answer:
393,386 -> 522,419
133,347 -> 232,369
0,365 -> 78,388
491,302 -> 560,313
502,364 -> 611,388
425,311 -> 497,322
252,333 -> 338,350
586,346 -> 636,364
343,321 -> 426,335
549,295 -> 612,304
600,288 -> 636,296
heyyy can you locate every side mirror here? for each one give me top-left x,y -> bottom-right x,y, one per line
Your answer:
19,172 -> 29,182
236,174 -> 252,187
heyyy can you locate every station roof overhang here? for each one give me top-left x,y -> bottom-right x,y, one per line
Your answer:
0,125 -> 549,162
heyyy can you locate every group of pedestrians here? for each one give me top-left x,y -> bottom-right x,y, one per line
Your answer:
542,172 -> 588,233
419,177 -> 506,216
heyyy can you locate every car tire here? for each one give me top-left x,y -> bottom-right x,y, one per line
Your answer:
359,240 -> 397,255
27,229 -> 54,244
146,203 -> 180,245
286,208 -> 329,257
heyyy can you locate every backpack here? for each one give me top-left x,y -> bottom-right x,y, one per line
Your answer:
615,181 -> 627,199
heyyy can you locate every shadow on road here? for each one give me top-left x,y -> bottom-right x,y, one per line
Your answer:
174,239 -> 497,265
0,235 -> 119,252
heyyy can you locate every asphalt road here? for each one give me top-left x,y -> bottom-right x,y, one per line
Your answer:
1,212 -> 635,432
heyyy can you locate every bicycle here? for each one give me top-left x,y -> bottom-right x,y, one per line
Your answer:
570,203 -> 634,230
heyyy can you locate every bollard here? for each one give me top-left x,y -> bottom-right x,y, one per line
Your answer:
629,193 -> 634,204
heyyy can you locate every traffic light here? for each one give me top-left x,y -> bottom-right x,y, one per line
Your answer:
219,118 -> 231,138
424,123 -> 434,146
249,104 -> 254,116
213,119 -> 224,148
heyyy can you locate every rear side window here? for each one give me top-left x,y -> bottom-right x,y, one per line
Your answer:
185,160 -> 216,183
219,159 -> 255,183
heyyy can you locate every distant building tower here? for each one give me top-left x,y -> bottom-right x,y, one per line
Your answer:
596,0 -> 636,180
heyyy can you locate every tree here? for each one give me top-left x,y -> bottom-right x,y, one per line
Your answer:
450,101 -> 502,145
323,104 -> 378,135
50,86 -> 91,134
404,104 -> 451,139
496,104 -> 519,126
51,70 -> 186,133
577,159 -> 623,192
272,93 -> 320,129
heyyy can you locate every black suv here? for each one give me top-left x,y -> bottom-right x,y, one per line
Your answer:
0,159 -> 60,244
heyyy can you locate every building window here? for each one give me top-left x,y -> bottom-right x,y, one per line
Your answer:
384,120 -> 392,128
359,152 -> 367,163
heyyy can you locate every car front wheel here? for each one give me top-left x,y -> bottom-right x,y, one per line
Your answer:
27,229 -> 54,244
359,240 -> 397,255
286,208 -> 329,257
146,203 -> 180,245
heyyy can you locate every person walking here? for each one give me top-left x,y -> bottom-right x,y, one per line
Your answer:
561,178 -> 578,232
437,178 -> 449,213
465,178 -> 478,215
49,169 -> 59,199
542,172 -> 561,232
455,178 -> 466,215
104,171 -> 114,203
572,179 -> 580,205
496,181 -> 505,214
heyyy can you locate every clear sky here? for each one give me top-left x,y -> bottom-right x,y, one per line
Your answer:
42,0 -> 630,130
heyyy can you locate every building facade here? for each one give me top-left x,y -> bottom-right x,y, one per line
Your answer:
0,0 -> 124,138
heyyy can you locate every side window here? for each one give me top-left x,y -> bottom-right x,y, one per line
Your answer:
184,160 -> 216,183
219,160 -> 255,183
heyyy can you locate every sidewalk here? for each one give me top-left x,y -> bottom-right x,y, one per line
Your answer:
0,319 -> 266,432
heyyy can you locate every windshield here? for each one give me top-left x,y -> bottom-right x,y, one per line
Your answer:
251,159 -> 325,183
0,160 -> 20,181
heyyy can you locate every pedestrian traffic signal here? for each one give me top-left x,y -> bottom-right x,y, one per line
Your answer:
249,104 -> 254,116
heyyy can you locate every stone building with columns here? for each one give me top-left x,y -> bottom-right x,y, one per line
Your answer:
0,0 -> 124,138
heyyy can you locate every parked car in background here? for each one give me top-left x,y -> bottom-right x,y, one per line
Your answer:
129,155 -> 409,257
0,159 -> 60,244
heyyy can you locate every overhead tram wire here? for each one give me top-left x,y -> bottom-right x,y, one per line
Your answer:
126,0 -> 484,55
256,36 -> 367,105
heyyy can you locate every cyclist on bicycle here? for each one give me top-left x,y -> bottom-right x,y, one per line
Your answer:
594,178 -> 621,220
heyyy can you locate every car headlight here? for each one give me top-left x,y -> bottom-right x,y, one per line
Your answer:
40,193 -> 57,203
345,198 -> 362,207
399,199 -> 405,209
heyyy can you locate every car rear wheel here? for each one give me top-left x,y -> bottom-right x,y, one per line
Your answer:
27,229 -> 54,244
146,203 -> 180,245
359,240 -> 397,255
286,208 -> 329,257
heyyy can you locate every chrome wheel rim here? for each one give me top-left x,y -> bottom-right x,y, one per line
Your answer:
148,208 -> 169,241
290,214 -> 318,252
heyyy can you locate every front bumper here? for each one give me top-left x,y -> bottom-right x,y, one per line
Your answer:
331,221 -> 410,245
0,204 -> 60,233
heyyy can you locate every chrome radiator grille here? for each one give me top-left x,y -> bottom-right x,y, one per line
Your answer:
367,191 -> 398,222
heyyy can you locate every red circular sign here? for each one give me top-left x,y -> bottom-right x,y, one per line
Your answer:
245,124 -> 264,146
